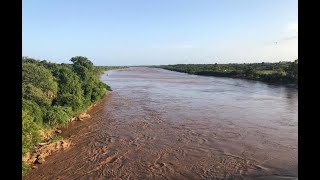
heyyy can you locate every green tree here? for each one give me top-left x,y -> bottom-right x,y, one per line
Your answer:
22,62 -> 58,94
70,56 -> 94,71
22,84 -> 52,107
52,65 -> 84,97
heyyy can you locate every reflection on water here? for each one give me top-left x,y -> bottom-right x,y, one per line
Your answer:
25,67 -> 298,180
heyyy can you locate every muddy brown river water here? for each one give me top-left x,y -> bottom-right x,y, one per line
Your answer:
25,67 -> 298,180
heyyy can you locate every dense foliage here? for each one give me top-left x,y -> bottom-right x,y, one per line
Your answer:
22,110 -> 40,155
157,60 -> 298,85
22,56 -> 115,175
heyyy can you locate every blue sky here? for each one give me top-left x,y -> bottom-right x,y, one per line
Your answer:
23,0 -> 298,66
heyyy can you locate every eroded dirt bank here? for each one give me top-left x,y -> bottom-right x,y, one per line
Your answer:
25,67 -> 297,180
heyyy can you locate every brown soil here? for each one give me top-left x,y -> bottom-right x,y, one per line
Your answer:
23,140 -> 71,166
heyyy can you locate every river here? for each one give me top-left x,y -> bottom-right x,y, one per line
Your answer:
25,67 -> 298,180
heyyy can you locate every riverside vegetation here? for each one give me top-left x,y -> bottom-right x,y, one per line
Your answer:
22,56 -> 125,175
157,60 -> 298,85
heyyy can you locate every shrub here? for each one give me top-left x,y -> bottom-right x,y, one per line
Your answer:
53,94 -> 83,115
22,161 -> 30,176
44,106 -> 73,126
91,86 -> 107,103
22,110 -> 40,155
22,99 -> 44,125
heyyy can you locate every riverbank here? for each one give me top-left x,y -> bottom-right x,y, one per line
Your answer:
156,61 -> 298,87
22,93 -> 109,174
22,56 -> 123,176
169,70 -> 298,88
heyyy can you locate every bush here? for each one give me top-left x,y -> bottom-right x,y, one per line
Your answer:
82,81 -> 93,104
92,80 -> 109,102
53,94 -> 83,115
44,106 -> 73,126
22,99 -> 44,125
91,86 -> 107,103
22,161 -> 30,176
22,110 -> 40,155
